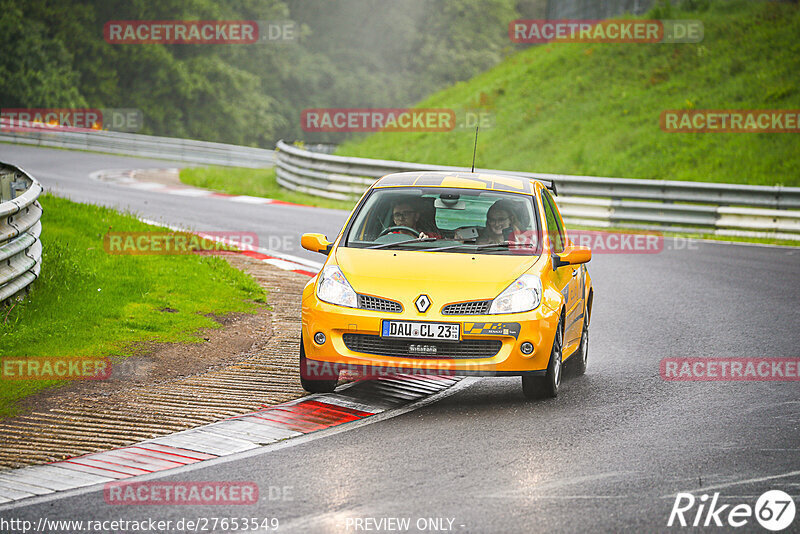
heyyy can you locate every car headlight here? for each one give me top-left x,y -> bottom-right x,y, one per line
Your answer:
489,274 -> 542,314
317,265 -> 358,308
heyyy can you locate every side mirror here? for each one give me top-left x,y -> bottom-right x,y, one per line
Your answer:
301,233 -> 333,255
552,245 -> 591,269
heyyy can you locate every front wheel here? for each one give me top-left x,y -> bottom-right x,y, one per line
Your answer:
299,336 -> 339,393
521,316 -> 563,400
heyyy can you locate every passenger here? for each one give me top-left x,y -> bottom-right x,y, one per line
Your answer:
478,200 -> 522,244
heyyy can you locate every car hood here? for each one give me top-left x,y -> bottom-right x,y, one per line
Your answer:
334,247 -> 541,309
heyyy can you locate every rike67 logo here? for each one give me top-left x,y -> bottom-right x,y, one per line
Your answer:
669,490 -> 796,531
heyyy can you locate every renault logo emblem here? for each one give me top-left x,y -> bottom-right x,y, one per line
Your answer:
415,294 -> 431,313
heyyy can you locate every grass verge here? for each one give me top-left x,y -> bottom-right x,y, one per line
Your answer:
179,166 -> 354,210
0,194 -> 266,419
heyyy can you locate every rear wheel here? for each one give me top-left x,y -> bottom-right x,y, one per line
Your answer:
299,336 -> 339,393
521,316 -> 563,399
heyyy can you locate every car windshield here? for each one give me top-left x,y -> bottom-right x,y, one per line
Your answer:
344,187 -> 541,255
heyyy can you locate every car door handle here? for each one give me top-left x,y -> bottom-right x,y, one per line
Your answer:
572,269 -> 579,277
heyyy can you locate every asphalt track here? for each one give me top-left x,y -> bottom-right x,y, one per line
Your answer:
0,144 -> 345,264
1,143 -> 799,533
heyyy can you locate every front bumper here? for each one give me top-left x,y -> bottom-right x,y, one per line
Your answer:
302,293 -> 560,376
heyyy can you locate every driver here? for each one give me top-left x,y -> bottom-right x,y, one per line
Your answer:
390,200 -> 440,239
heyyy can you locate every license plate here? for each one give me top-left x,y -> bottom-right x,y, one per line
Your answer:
381,320 -> 460,341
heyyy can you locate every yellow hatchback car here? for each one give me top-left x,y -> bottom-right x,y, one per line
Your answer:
300,171 -> 593,399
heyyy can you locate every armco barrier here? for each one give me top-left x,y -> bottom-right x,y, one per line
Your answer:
1,123 -> 797,241
275,141 -> 800,241
0,163 -> 43,304
0,119 -> 274,168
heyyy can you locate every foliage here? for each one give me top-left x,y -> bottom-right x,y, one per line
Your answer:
0,0 -> 520,146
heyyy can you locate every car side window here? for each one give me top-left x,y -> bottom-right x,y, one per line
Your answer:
541,190 -> 565,253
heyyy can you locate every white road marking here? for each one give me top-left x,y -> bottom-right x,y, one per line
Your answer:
135,218 -> 324,271
228,195 -> 272,204
662,469 -> 800,497
164,188 -> 213,197
263,258 -> 309,271
126,181 -> 167,190
489,471 -> 636,499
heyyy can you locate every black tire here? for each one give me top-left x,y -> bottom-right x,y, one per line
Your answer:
570,302 -> 589,376
299,336 -> 338,393
522,316 -> 563,400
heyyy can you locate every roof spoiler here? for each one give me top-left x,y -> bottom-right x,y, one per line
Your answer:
507,175 -> 557,196
533,178 -> 557,196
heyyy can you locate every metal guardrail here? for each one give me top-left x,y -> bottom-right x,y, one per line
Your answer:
0,120 -> 274,168
0,163 -> 43,304
275,141 -> 800,241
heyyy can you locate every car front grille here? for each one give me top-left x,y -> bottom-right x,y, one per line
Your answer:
358,294 -> 403,313
342,334 -> 502,359
441,300 -> 492,315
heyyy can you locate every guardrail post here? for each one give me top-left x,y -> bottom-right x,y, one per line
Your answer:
0,171 -> 12,202
11,172 -> 29,198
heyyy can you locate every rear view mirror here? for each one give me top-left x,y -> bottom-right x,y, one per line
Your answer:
552,245 -> 591,269
301,233 -> 333,255
434,198 -> 466,209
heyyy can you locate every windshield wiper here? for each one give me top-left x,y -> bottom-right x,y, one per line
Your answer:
367,237 -> 438,250
421,241 -> 537,252
472,242 -> 514,249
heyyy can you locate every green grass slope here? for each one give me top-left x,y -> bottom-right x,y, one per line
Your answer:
338,1 -> 800,186
0,194 -> 266,418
